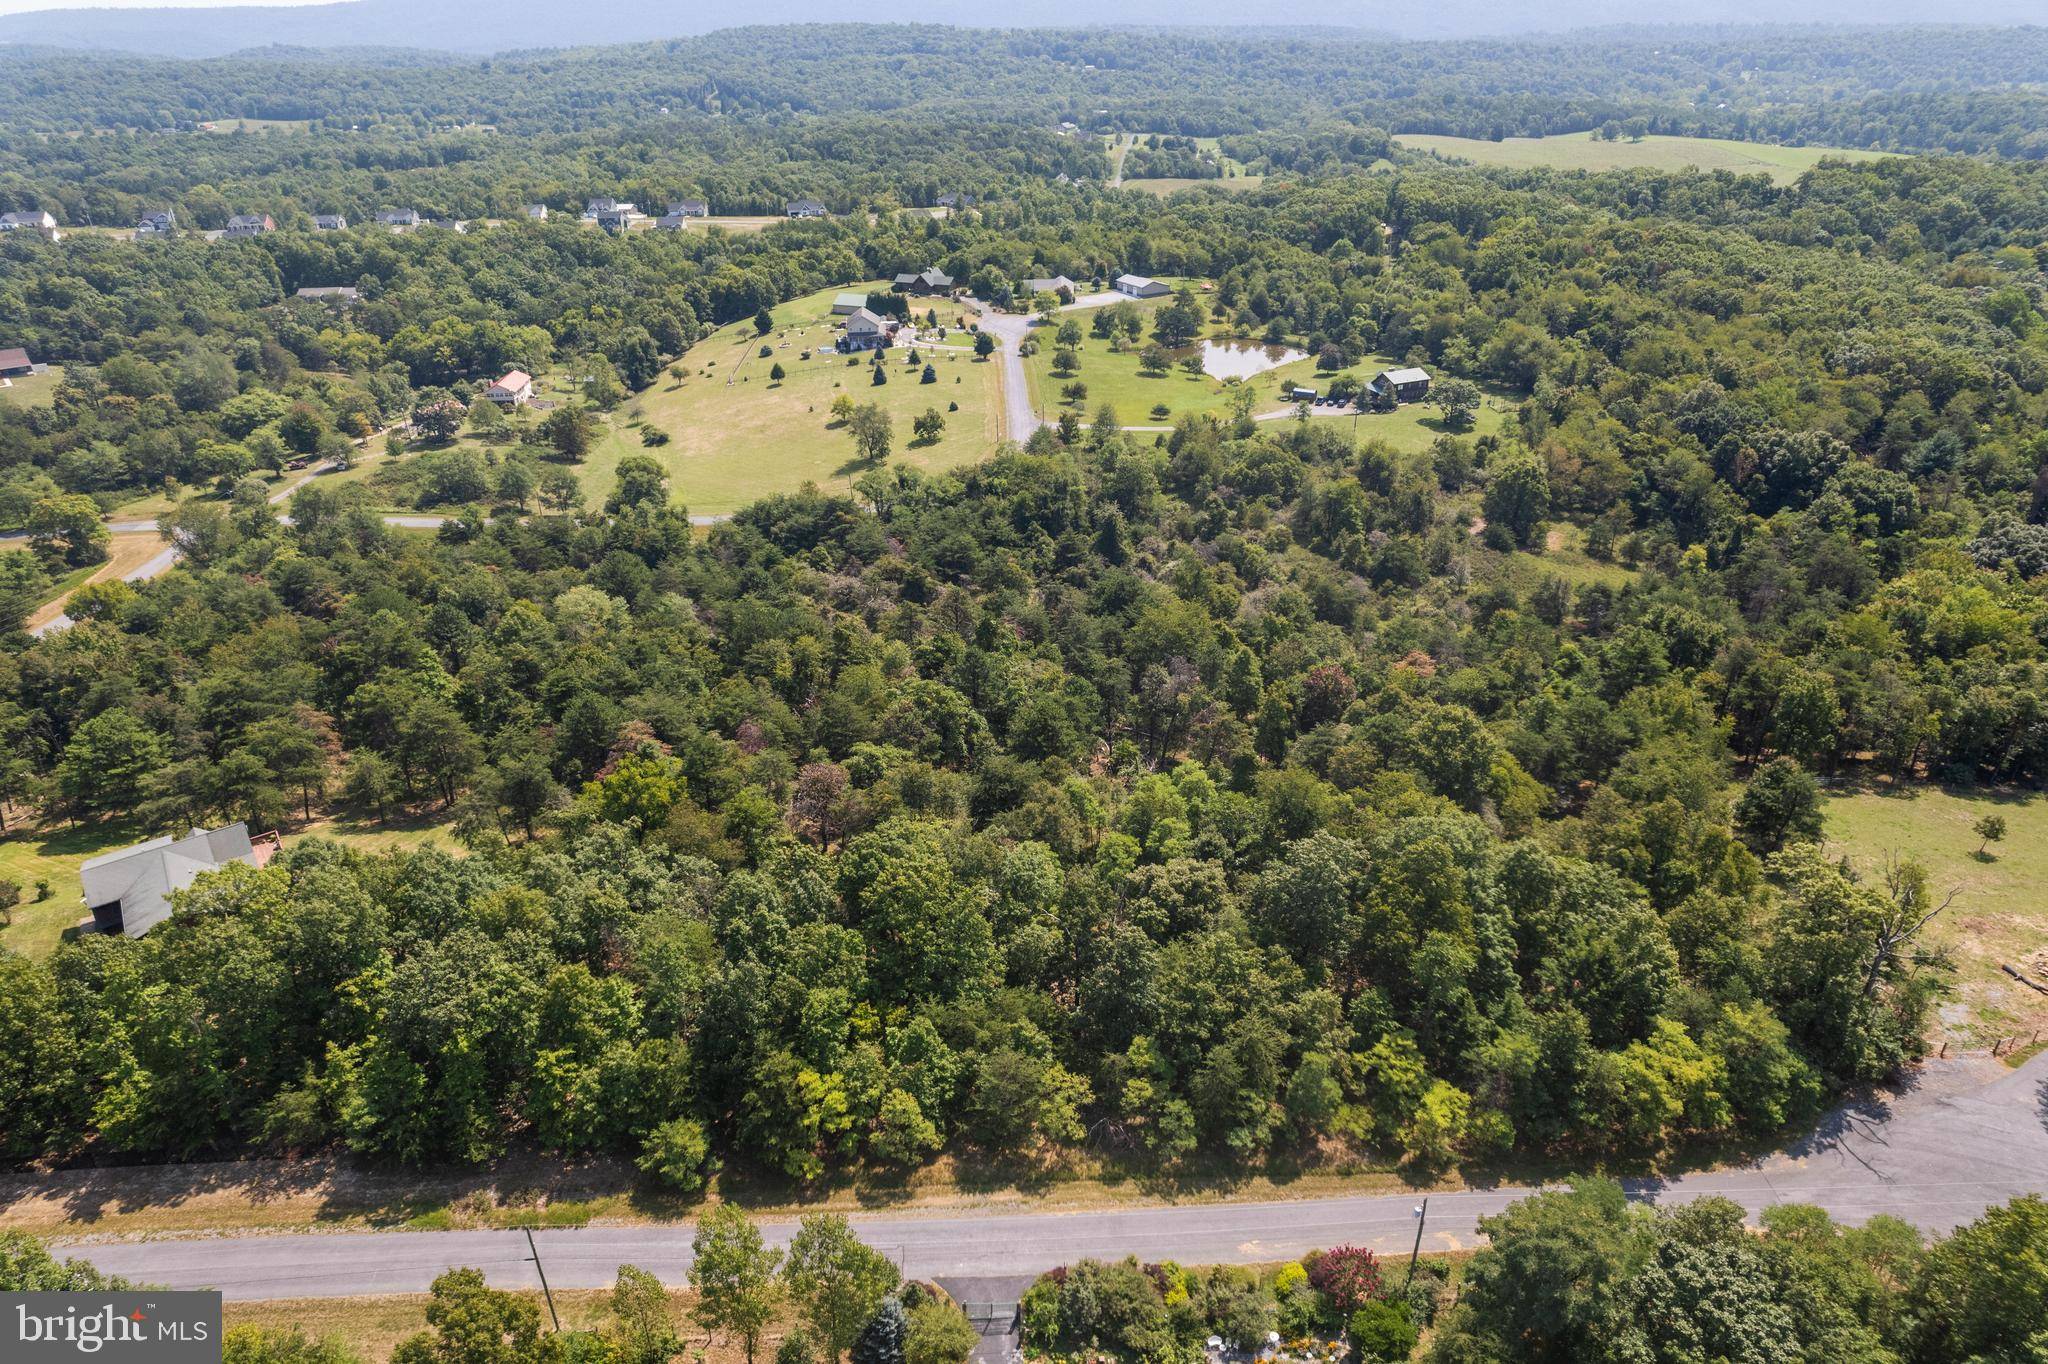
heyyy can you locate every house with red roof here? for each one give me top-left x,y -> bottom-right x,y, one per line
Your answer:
486,370 -> 535,406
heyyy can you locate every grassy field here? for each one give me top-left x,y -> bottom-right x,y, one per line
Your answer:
0,367 -> 62,407
1823,785 -> 2048,1045
1486,522 -> 1637,592
1394,132 -> 1890,186
1023,295 -> 1315,425
0,816 -> 153,958
1024,298 -> 1507,450
579,283 -> 1001,517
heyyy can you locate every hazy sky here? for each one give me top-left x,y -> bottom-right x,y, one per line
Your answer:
0,0 -> 329,12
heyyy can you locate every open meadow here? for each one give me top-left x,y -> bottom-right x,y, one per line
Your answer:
580,283 -> 1001,516
1394,131 -> 1891,185
0,365 -> 62,407
1823,785 -> 2048,1046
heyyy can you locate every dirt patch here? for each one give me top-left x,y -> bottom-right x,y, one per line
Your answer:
24,531 -> 172,631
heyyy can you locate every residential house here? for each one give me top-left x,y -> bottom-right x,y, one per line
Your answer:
892,267 -> 954,295
312,213 -> 348,231
1367,366 -> 1432,405
523,204 -> 549,220
584,196 -> 635,218
0,210 -> 61,241
423,218 -> 469,233
134,209 -> 176,239
487,370 -> 535,406
1114,273 -> 1171,298
81,822 -> 279,939
936,193 -> 976,209
595,208 -> 633,234
786,199 -> 828,218
225,214 -> 275,237
0,348 -> 35,377
653,213 -> 691,231
839,308 -> 891,352
831,292 -> 869,315
669,199 -> 708,218
1024,275 -> 1077,300
377,208 -> 420,229
293,286 -> 359,303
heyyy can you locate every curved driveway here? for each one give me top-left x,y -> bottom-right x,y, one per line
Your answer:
64,1049 -> 2048,1300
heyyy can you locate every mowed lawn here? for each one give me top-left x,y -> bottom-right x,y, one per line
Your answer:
1023,295 -> 1320,425
1026,299 -> 1508,452
0,366 -> 63,408
580,283 -> 1002,517
1823,785 -> 2048,1043
1395,132 -> 1890,186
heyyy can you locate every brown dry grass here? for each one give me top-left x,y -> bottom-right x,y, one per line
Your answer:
2,1148 -> 1431,1241
23,531 -> 172,631
226,1288 -> 803,1364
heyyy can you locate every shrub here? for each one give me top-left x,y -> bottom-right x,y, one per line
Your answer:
1347,1300 -> 1416,1363
1306,1245 -> 1382,1315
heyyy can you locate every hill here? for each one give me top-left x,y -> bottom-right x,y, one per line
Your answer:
4,0 -> 2046,58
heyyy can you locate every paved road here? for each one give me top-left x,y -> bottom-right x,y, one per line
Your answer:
974,308 -> 1040,440
63,1049 -> 2048,1300
969,292 -> 1126,442
27,486 -> 730,637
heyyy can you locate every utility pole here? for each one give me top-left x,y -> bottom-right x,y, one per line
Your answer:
524,1227 -> 561,1332
1406,1199 -> 1428,1285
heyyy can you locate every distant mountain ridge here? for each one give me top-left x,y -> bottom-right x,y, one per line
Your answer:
3,0 -> 2044,59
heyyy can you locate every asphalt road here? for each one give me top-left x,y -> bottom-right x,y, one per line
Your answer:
970,291 -> 1125,442
65,1049 -> 2048,1301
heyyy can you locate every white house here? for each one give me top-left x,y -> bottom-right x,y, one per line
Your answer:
786,199 -> 828,218
839,308 -> 891,352
1115,274 -> 1171,298
0,210 -> 61,241
82,822 -> 278,938
487,369 -> 535,406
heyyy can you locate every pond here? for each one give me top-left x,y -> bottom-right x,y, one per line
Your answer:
1176,338 -> 1308,381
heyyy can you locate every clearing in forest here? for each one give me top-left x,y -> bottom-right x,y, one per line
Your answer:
580,283 -> 1002,517
1394,131 -> 1890,185
1823,785 -> 2048,1046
